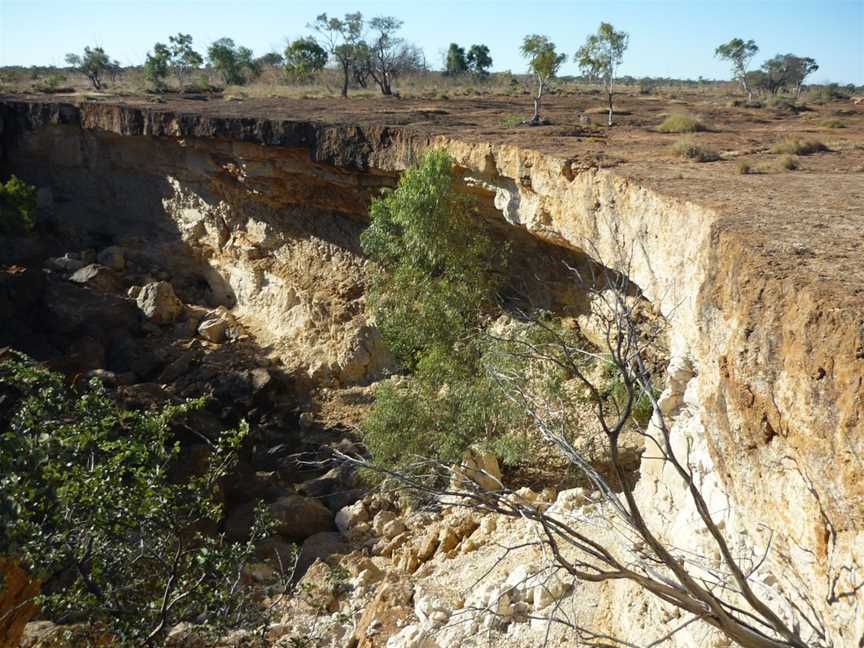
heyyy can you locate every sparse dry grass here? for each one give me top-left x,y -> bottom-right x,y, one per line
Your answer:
770,138 -> 828,155
670,137 -> 720,162
657,113 -> 708,133
819,118 -> 846,129
776,154 -> 801,170
736,160 -> 755,174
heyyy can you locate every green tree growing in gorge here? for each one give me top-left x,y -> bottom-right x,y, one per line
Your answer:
0,175 -> 38,235
520,35 -> 566,124
64,46 -> 111,89
360,150 -> 517,465
715,37 -> 759,101
0,354 -> 281,646
576,22 -> 630,126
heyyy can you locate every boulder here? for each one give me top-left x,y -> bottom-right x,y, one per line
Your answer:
372,510 -> 398,536
197,306 -> 237,343
46,254 -> 85,273
136,281 -> 184,323
450,446 -> 502,492
335,500 -> 369,536
44,281 -> 139,338
69,264 -> 123,293
296,531 -> 350,578
198,317 -> 228,343
271,495 -> 334,540
96,246 -> 126,271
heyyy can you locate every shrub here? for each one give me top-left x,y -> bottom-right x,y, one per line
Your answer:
670,138 -> 720,162
736,159 -> 755,174
0,175 -> 37,235
0,353 -> 278,646
770,138 -> 827,155
361,150 -> 512,466
777,155 -> 800,170
819,118 -> 846,128
727,98 -> 764,108
656,113 -> 707,133
807,83 -> 850,104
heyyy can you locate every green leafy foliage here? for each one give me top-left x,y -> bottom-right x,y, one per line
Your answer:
360,149 -> 502,369
144,43 -> 171,89
360,150 -> 515,466
466,44 -> 493,77
0,175 -> 37,235
445,43 -> 468,76
0,354 -> 278,646
715,37 -> 759,98
207,38 -> 260,86
576,22 -> 629,125
168,33 -> 204,89
64,46 -> 111,89
284,37 -> 328,81
521,35 -> 566,82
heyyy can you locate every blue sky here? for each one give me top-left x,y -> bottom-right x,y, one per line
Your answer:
1,0 -> 862,84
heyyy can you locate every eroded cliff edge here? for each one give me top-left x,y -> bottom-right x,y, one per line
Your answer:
1,97 -> 861,646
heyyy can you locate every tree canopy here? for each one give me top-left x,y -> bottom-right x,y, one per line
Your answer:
520,35 -> 566,123
64,46 -> 111,89
207,37 -> 259,85
284,37 -> 328,81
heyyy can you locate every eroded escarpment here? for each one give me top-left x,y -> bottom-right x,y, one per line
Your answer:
1,98 -> 861,646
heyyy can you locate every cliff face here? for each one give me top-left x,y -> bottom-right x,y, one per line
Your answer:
1,98 -> 861,646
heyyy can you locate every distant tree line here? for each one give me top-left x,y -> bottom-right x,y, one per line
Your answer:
59,19 -> 829,119
715,38 -> 819,99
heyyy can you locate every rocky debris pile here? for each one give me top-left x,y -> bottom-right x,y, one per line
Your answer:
240,451 -> 599,648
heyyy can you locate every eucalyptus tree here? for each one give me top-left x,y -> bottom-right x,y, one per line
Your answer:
467,44 -> 493,78
284,37 -> 328,81
366,16 -> 423,95
311,12 -> 365,97
576,22 -> 629,126
64,46 -> 111,89
520,34 -> 566,124
715,37 -> 759,101
445,43 -> 468,76
168,33 -> 204,89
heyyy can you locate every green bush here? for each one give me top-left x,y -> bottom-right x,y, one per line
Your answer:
0,353 -> 278,646
0,175 -> 37,235
770,138 -> 827,155
360,149 -> 502,370
656,113 -> 707,133
819,118 -> 845,129
360,150 -> 514,467
670,138 -> 720,162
